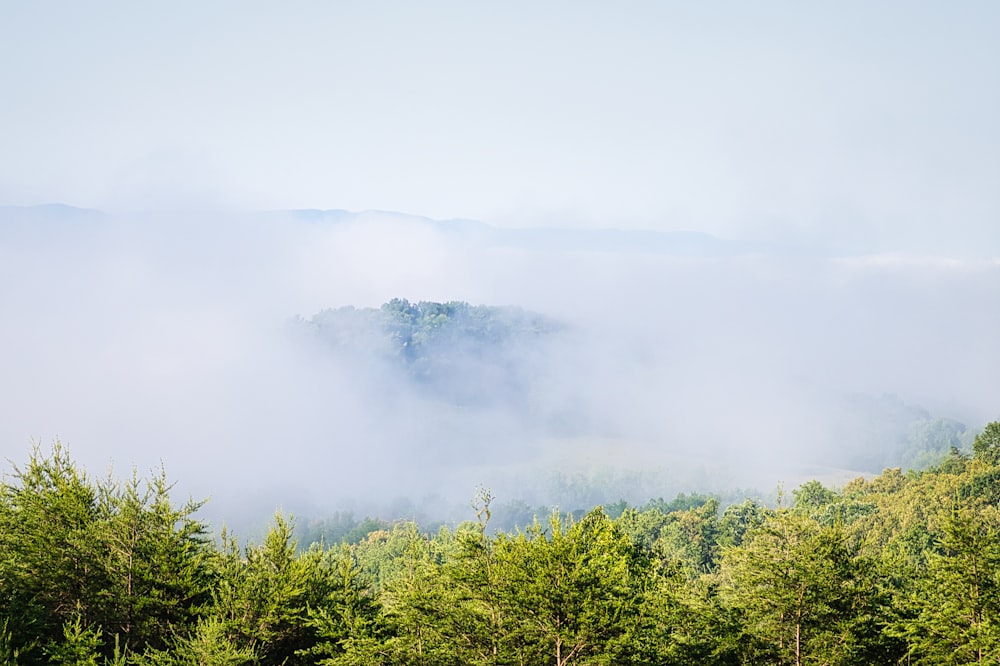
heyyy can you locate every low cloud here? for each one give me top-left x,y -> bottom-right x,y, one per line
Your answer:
2,206 -> 997,531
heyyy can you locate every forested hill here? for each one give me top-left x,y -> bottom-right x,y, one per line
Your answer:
295,298 -> 560,406
291,299 -> 974,476
3,426 -> 1000,664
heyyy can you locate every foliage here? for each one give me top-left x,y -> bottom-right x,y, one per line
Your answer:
132,617 -> 257,666
3,422 -> 1000,663
296,513 -> 392,548
0,442 -> 211,663
892,505 -> 1000,664
301,298 -> 559,406
719,511 -> 887,665
973,421 -> 1000,465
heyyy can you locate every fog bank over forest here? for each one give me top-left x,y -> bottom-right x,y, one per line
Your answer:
1,204 -> 998,529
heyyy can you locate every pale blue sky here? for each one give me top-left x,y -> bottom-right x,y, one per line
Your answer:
1,2 -> 998,254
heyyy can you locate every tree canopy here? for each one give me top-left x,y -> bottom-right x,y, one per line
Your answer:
3,423 -> 1000,664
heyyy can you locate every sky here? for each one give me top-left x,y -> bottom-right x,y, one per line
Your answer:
1,3 -> 999,530
1,2 -> 998,255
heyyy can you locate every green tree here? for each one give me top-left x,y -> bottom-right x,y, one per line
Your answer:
792,481 -> 837,514
894,505 -> 1000,664
300,544 -> 385,666
490,508 -> 651,665
44,616 -> 102,666
363,524 -> 459,665
0,443 -> 107,661
92,467 -> 211,653
716,498 -> 771,549
972,421 -> 1000,465
132,617 -> 257,666
719,511 -> 882,665
0,444 -> 214,662
439,491 -> 516,665
208,514 -> 321,664
653,498 -> 721,576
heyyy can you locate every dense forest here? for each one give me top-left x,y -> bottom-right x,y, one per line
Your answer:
3,424 -> 1000,665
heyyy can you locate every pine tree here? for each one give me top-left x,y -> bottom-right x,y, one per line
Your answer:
894,505 -> 1000,664
0,443 -> 107,661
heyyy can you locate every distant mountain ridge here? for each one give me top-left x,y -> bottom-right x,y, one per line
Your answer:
0,203 -> 104,215
0,203 -> 105,221
0,204 -> 914,258
286,208 -> 764,257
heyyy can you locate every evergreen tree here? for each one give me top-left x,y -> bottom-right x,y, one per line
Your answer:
207,514 -> 322,664
719,511 -> 882,665
0,443 -> 108,662
489,508 -> 652,665
132,617 -> 257,666
894,505 -> 1000,664
92,467 -> 211,653
299,544 -> 385,666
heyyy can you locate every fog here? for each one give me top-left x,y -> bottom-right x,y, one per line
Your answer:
2,2 -> 998,540
1,205 -> 997,532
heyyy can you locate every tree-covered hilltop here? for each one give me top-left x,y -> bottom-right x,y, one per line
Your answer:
826,392 -> 974,472
4,426 -> 1000,664
296,299 -> 560,406
293,300 -> 976,476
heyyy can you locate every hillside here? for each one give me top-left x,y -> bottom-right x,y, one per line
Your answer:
3,428 -> 1000,664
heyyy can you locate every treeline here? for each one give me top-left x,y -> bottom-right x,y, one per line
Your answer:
2,425 -> 1000,664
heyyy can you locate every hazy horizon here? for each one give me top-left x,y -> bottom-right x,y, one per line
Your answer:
3,3 -> 999,255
